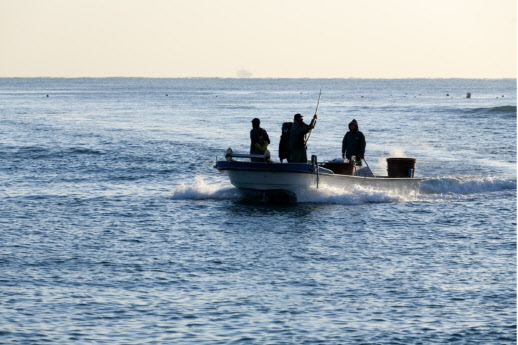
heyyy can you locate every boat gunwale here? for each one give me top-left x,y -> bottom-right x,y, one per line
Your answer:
214,160 -> 325,174
215,160 -> 423,181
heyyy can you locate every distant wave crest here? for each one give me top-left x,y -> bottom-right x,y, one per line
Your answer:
420,176 -> 516,195
468,105 -> 517,114
66,147 -> 104,155
4,145 -> 104,159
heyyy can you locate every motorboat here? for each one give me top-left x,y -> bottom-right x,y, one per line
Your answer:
214,148 -> 422,201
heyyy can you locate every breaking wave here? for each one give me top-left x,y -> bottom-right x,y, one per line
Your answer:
467,105 -> 517,115
435,105 -> 517,117
482,105 -> 516,113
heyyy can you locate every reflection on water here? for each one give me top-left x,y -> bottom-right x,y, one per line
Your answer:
0,78 -> 515,344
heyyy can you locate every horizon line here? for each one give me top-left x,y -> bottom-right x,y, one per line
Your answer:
0,76 -> 516,80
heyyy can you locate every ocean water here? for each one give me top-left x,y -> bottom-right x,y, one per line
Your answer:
0,78 -> 516,344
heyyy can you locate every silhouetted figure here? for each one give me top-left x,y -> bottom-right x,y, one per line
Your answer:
278,122 -> 292,163
289,113 -> 316,163
250,118 -> 270,162
342,119 -> 366,165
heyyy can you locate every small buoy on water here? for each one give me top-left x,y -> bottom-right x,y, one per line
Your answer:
502,95 -> 505,97
466,92 -> 471,99
46,94 -> 49,97
166,94 -> 168,96
446,93 -> 449,96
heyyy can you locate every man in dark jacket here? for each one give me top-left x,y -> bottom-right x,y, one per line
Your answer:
250,118 -> 270,162
342,119 -> 366,165
289,113 -> 316,163
278,122 -> 292,162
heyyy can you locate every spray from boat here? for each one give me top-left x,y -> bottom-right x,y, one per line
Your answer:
171,175 -> 516,204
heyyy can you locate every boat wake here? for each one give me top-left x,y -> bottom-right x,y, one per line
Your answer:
171,175 -> 516,204
170,176 -> 415,204
289,176 -> 516,204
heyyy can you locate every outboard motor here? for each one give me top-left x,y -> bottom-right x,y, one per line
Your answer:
311,155 -> 318,168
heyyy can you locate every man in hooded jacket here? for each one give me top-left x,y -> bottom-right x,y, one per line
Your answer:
342,119 -> 366,164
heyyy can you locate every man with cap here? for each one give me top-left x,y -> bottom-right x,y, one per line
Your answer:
288,113 -> 317,163
342,119 -> 366,165
250,118 -> 270,162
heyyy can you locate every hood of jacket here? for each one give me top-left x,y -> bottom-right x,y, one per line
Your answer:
349,119 -> 358,131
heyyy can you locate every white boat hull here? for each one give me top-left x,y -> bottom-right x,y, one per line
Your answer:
228,169 -> 420,193
217,161 -> 421,195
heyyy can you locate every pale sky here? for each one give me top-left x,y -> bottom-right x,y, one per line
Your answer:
0,0 -> 516,78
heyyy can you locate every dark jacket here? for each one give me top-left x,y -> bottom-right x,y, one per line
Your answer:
342,120 -> 366,162
278,122 -> 292,162
289,121 -> 311,163
250,127 -> 270,161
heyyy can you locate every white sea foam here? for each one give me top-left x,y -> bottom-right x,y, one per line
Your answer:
296,184 -> 407,205
171,176 -> 238,200
300,176 -> 516,204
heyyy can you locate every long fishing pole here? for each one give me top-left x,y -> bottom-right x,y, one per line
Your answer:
304,90 -> 321,146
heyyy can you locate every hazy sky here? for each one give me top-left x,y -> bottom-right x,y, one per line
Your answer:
1,0 -> 516,78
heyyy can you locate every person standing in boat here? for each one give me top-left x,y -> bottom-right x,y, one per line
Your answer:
289,113 -> 316,163
278,121 -> 292,163
342,119 -> 366,165
250,118 -> 270,162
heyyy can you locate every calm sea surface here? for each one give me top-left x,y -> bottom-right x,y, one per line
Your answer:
0,78 -> 516,344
